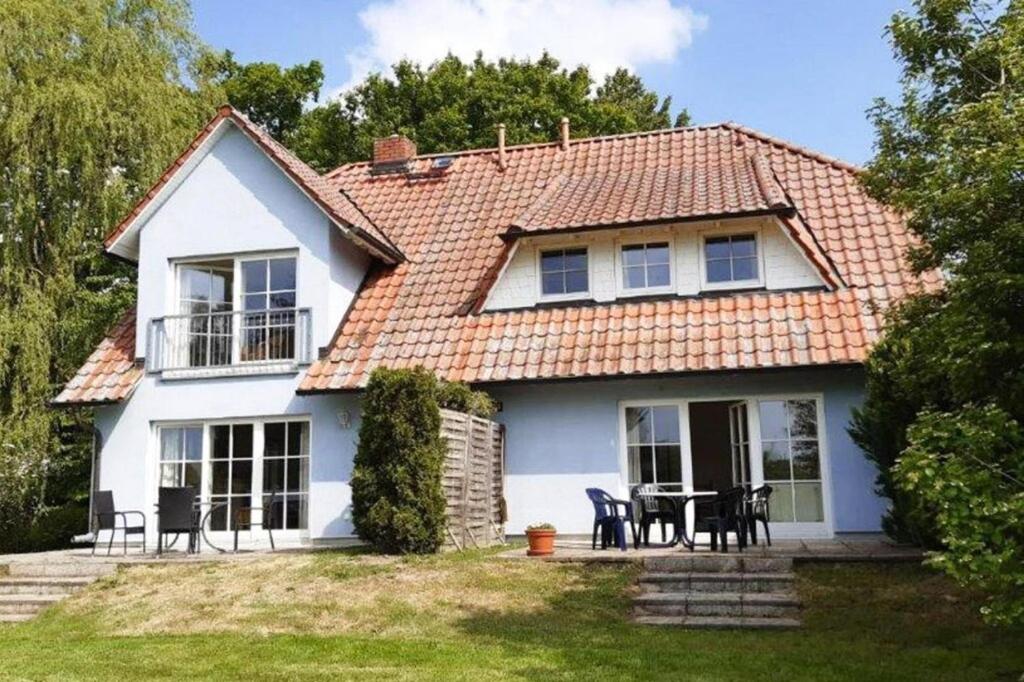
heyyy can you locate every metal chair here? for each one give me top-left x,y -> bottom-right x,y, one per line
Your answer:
744,484 -> 773,546
91,490 -> 146,555
630,484 -> 675,547
156,486 -> 199,555
232,490 -> 280,552
585,488 -> 635,551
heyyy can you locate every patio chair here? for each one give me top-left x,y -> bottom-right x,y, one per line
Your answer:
156,486 -> 199,555
91,490 -> 146,556
232,490 -> 280,552
744,484 -> 773,546
585,488 -> 635,551
693,486 -> 747,553
630,484 -> 675,548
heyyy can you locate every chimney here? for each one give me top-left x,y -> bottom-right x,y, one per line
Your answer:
496,124 -> 507,170
372,134 -> 416,173
560,117 -> 570,151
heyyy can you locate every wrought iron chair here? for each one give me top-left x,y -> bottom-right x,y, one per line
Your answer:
585,488 -> 635,551
156,486 -> 199,555
630,484 -> 675,547
91,490 -> 146,555
744,484 -> 773,546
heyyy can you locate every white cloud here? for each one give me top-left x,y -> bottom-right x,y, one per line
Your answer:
333,0 -> 707,95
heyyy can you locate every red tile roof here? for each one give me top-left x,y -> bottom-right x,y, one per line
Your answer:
53,311 -> 142,406
58,119 -> 940,404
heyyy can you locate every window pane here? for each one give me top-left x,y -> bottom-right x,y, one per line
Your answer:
264,494 -> 285,530
794,482 -> 824,522
564,249 -> 587,271
288,423 -> 309,456
759,401 -> 788,441
706,259 -> 731,283
541,272 -> 563,295
647,243 -> 670,264
627,445 -> 643,483
788,400 -> 818,439
182,267 -> 211,302
212,461 -> 229,495
160,429 -> 182,462
286,498 -> 301,529
297,495 -> 308,530
286,458 -> 301,492
731,235 -> 756,257
184,427 -> 203,461
768,483 -> 795,522
647,264 -> 671,287
624,266 -> 646,289
652,406 -> 680,443
243,260 -> 267,293
732,257 -> 758,281
269,291 -> 296,309
244,294 -> 267,311
564,269 -> 588,293
704,237 -> 731,260
540,251 -> 564,273
209,270 -> 233,305
762,440 -> 791,480
265,423 -> 286,458
655,445 -> 682,485
211,425 -> 230,459
232,425 -> 253,460
160,463 -> 180,487
232,460 -> 253,494
269,258 -> 296,291
264,458 -> 285,493
298,459 -> 309,494
209,496 -> 228,531
792,441 -> 821,479
638,446 -> 654,483
622,244 -> 645,267
183,462 -> 202,488
626,407 -> 652,444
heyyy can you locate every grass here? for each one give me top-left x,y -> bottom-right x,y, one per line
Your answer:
0,548 -> 1022,681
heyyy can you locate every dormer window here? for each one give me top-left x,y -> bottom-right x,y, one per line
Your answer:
620,241 -> 672,294
701,233 -> 762,289
539,247 -> 589,299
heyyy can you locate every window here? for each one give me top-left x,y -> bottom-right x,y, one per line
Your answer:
621,242 -> 671,291
539,248 -> 588,297
758,399 -> 824,523
703,233 -> 759,286
209,424 -> 254,531
178,261 -> 233,367
625,405 -> 683,490
241,257 -> 297,362
159,426 -> 203,488
263,422 -> 309,530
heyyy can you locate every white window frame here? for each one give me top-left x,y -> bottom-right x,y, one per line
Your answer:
151,415 -> 312,544
535,243 -> 592,303
698,227 -> 765,291
615,236 -> 675,297
617,393 -> 834,539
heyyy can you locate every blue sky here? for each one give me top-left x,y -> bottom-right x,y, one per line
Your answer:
193,0 -> 910,165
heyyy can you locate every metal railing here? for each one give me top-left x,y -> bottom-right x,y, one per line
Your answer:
148,308 -> 313,373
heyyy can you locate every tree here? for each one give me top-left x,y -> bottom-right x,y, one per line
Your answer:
0,0 -> 220,551
205,50 -> 323,139
852,0 -> 1024,621
290,53 -> 684,171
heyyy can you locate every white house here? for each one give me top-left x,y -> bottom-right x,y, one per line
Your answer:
54,106 -> 939,547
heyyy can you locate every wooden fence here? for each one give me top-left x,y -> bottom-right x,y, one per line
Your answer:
440,408 -> 506,550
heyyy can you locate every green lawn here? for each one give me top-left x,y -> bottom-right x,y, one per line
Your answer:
0,548 -> 1021,681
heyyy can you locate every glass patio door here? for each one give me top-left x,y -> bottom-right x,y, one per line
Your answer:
756,398 -> 827,533
728,401 -> 750,488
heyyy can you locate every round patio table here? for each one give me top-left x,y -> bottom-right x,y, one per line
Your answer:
638,491 -> 717,550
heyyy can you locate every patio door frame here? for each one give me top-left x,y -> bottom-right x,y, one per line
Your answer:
618,392 -> 835,540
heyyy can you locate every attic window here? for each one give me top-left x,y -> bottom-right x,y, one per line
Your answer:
701,233 -> 762,289
539,247 -> 589,299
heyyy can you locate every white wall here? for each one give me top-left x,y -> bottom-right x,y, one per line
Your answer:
484,217 -> 823,310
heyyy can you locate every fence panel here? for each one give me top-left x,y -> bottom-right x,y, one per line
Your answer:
440,409 -> 505,549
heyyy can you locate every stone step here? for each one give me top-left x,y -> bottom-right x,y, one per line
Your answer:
0,613 -> 36,624
634,614 -> 801,630
633,591 -> 800,618
639,572 -> 794,593
644,555 -> 793,574
2,562 -> 117,578
0,594 -> 63,615
0,577 -> 95,595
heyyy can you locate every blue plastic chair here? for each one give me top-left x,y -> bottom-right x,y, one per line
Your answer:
585,488 -> 635,551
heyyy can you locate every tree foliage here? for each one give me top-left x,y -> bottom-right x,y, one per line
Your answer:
0,0 -> 219,550
852,0 -> 1024,622
288,53 -> 686,172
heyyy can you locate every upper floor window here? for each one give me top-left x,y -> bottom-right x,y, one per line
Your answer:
702,233 -> 760,288
539,247 -> 588,298
621,241 -> 671,292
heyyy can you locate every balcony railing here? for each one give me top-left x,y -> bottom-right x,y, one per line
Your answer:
148,308 -> 313,374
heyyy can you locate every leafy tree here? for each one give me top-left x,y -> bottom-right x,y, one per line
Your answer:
852,0 -> 1024,621
0,0 -> 219,551
290,53 -> 685,171
204,50 -> 323,139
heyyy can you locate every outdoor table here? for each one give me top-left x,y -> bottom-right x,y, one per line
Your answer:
641,491 -> 717,550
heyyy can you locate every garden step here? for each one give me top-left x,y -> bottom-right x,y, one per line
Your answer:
643,556 -> 793,574
639,572 -> 794,593
2,562 -> 117,578
633,615 -> 801,630
633,591 -> 800,618
0,613 -> 36,624
0,594 -> 63,615
0,577 -> 95,595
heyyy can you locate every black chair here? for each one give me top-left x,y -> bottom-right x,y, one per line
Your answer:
744,484 -> 773,546
585,488 -> 635,551
156,486 -> 199,555
694,486 -> 748,553
232,490 -> 280,552
91,490 -> 146,555
630,484 -> 675,547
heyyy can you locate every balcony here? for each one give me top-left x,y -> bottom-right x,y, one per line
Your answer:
147,308 -> 313,378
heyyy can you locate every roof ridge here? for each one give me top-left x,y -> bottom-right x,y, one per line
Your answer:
721,122 -> 863,174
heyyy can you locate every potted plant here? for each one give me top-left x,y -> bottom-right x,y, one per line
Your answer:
525,522 -> 556,556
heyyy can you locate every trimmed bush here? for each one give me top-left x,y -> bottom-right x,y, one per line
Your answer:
436,380 -> 497,418
351,367 -> 448,554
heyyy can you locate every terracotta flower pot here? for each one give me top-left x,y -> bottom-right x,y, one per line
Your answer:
526,528 -> 556,556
